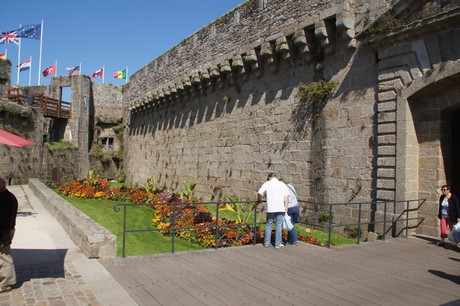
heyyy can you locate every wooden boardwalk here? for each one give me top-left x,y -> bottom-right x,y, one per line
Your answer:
99,237 -> 460,306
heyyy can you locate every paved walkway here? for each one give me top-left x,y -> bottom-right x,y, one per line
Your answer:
0,185 -> 137,306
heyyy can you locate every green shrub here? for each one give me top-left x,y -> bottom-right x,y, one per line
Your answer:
344,226 -> 362,239
296,80 -> 336,106
45,141 -> 76,149
319,210 -> 332,223
116,172 -> 125,183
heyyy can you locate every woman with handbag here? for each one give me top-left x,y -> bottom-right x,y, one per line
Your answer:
437,185 -> 460,247
280,179 -> 299,246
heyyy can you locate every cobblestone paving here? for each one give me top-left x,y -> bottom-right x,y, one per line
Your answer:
0,186 -> 101,305
0,261 -> 100,306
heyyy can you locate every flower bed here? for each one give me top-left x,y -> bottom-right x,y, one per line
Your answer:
58,178 -> 321,248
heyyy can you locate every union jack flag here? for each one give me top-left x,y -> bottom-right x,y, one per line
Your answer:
0,31 -> 20,45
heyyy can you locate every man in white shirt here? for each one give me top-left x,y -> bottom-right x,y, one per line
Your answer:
257,173 -> 289,248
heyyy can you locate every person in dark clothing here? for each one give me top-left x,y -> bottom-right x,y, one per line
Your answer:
0,177 -> 18,293
437,185 -> 460,246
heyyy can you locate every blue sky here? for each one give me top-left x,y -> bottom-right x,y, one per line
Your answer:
1,0 -> 245,87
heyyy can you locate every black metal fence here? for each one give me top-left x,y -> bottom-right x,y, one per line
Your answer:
296,198 -> 426,247
114,198 -> 426,257
114,201 -> 265,257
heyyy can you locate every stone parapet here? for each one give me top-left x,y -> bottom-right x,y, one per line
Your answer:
28,178 -> 117,258
126,0 -> 360,112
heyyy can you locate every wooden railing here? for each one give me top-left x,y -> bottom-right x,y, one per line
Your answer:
7,88 -> 71,119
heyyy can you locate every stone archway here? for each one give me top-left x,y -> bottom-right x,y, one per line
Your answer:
403,63 -> 460,236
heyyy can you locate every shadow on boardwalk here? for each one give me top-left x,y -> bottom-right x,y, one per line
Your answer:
100,236 -> 460,306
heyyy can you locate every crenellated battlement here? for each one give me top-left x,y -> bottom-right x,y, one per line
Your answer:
126,0 -> 362,113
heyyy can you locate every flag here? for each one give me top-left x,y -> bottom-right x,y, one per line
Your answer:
92,68 -> 104,78
42,64 -> 56,77
0,31 -> 20,45
17,58 -> 31,72
15,24 -> 41,39
113,69 -> 126,79
0,53 -> 5,60
66,65 -> 80,76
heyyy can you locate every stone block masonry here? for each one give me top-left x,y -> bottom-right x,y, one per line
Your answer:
123,0 -> 460,240
124,0 -> 378,204
28,178 -> 117,258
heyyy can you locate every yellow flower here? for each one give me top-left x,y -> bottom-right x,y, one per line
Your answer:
306,228 -> 311,233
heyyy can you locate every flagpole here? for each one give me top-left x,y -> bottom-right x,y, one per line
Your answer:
126,66 -> 128,84
28,56 -> 32,86
80,62 -> 82,75
16,38 -> 22,85
55,59 -> 58,77
103,65 -> 105,84
37,20 -> 44,85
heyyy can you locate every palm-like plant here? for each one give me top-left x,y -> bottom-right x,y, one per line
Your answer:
219,196 -> 257,224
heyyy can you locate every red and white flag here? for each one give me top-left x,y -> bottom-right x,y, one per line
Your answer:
42,64 -> 56,77
92,68 -> 104,78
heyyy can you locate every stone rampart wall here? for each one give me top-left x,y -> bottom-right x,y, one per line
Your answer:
0,59 -> 11,87
41,148 -> 79,186
123,0 -> 460,240
0,100 -> 45,184
123,0 -> 385,204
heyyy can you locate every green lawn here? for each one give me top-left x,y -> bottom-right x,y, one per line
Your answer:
294,223 -> 357,246
61,195 -> 202,256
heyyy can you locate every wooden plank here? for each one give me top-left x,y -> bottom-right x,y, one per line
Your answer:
274,294 -> 321,306
134,254 -> 247,305
168,277 -> 228,306
179,275 -> 250,305
392,274 -> 459,300
277,290 -> 343,306
100,238 -> 460,306
300,289 -> 357,306
99,258 -> 137,288
120,257 -> 204,305
208,249 -> 321,292
215,246 -> 342,288
351,275 -> 433,305
100,259 -> 162,306
384,277 -> 454,305
335,282 -> 396,305
178,253 -> 279,303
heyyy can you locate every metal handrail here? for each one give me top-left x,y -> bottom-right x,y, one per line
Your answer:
113,198 -> 426,257
114,201 -> 265,257
297,198 -> 426,246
